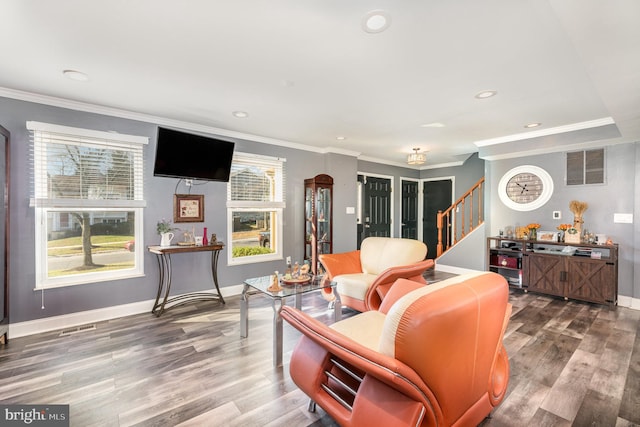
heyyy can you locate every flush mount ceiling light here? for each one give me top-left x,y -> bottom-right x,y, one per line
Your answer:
63,69 -> 89,82
232,111 -> 249,118
336,136 -> 346,141
407,148 -> 426,165
363,10 -> 391,33
474,90 -> 497,99
524,122 -> 541,128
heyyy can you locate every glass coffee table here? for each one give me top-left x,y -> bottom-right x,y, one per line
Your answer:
241,274 -> 341,368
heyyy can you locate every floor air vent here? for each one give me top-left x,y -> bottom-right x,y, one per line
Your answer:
59,324 -> 97,337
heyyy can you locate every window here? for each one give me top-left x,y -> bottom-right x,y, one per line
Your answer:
227,153 -> 285,265
566,148 -> 605,185
28,121 -> 147,288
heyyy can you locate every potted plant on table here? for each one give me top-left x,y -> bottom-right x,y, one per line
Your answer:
526,223 -> 541,240
157,219 -> 176,247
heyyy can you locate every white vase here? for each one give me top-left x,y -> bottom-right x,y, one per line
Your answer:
160,232 -> 174,247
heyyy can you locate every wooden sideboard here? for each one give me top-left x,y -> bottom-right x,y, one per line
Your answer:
487,237 -> 618,307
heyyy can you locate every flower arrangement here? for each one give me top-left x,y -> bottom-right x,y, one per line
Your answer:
526,223 -> 541,230
556,223 -> 572,231
157,219 -> 174,235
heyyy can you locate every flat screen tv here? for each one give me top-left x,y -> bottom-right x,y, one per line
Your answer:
154,127 -> 235,182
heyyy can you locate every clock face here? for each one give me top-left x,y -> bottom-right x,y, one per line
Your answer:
498,166 -> 554,211
506,172 -> 544,204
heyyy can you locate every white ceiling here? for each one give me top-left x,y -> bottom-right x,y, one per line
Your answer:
1,0 -> 639,168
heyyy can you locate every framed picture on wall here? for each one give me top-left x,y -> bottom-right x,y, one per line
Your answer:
173,194 -> 204,223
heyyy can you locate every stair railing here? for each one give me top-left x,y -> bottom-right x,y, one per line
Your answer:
436,177 -> 484,257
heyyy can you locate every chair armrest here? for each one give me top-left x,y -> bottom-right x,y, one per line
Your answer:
280,306 -> 432,404
365,259 -> 435,311
319,250 -> 362,280
490,303 -> 512,405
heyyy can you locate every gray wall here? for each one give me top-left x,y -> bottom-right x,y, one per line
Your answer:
0,96 -> 358,322
485,144 -> 638,298
420,153 -> 485,201
5,94 -> 636,325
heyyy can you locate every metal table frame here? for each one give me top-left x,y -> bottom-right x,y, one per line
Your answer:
148,244 -> 225,316
241,275 -> 341,367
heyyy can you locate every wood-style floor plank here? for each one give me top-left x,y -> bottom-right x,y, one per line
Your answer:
1,276 -> 639,426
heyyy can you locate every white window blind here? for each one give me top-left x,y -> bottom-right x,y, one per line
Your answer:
227,153 -> 286,208
27,121 -> 147,208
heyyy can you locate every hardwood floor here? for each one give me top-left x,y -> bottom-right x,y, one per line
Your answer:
1,282 -> 639,426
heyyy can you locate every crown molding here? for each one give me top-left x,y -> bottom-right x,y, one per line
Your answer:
473,117 -> 615,147
0,86 -> 361,157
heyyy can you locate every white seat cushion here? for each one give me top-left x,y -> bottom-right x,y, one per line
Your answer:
334,273 -> 377,300
330,310 -> 386,351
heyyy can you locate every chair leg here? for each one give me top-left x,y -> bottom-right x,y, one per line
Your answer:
308,399 -> 317,413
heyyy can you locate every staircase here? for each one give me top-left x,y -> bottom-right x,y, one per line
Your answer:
436,177 -> 485,257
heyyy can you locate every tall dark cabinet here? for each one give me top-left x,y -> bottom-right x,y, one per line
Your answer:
0,125 -> 9,343
304,174 -> 333,275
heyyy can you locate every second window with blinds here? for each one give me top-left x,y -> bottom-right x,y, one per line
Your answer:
227,153 -> 286,265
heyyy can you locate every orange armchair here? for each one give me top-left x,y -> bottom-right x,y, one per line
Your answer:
319,237 -> 434,311
281,272 -> 512,427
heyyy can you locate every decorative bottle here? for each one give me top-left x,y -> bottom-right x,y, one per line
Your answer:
203,227 -> 208,245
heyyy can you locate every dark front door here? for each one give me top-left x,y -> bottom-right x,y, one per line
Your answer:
423,179 -> 452,259
401,180 -> 419,239
358,175 -> 391,248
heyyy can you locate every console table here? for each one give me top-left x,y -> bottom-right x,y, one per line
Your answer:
487,237 -> 618,307
148,244 -> 225,316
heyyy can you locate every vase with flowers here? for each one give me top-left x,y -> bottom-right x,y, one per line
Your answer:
556,223 -> 572,242
157,219 -> 176,247
527,223 -> 541,240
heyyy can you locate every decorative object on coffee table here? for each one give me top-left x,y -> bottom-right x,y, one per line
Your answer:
267,272 -> 283,292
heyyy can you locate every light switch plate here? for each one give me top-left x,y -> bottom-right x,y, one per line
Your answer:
346,206 -> 355,214
614,213 -> 633,223
553,211 -> 561,219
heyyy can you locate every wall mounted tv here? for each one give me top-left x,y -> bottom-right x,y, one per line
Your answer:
153,127 -> 235,182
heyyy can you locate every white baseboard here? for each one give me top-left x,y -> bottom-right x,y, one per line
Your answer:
9,284 -> 245,339
617,295 -> 640,310
435,263 -> 481,275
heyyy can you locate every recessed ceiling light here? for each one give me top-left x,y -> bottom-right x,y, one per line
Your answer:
363,10 -> 391,33
524,122 -> 541,128
232,111 -> 249,118
475,90 -> 497,99
421,122 -> 446,128
336,136 -> 346,141
63,69 -> 89,82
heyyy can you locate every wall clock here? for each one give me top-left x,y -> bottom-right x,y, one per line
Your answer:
498,165 -> 554,211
